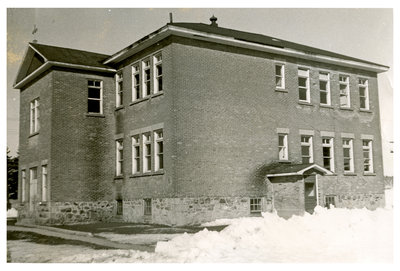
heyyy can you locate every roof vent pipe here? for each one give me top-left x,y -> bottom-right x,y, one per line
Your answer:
169,12 -> 173,23
210,15 -> 218,27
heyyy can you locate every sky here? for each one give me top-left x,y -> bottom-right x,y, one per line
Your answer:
5,8 -> 394,175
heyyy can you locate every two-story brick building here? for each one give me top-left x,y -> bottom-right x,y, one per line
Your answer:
14,16 -> 389,225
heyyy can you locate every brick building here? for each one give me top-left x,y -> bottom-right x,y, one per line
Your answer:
14,17 -> 389,225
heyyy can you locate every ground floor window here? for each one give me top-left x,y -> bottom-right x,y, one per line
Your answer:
325,195 -> 336,208
144,198 -> 152,215
250,198 -> 262,213
116,199 -> 123,215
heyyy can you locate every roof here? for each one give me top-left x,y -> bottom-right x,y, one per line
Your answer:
167,23 -> 388,68
29,43 -> 111,69
264,163 -> 332,177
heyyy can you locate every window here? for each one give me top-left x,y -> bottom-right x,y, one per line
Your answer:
339,75 -> 350,107
319,72 -> 331,105
88,80 -> 103,113
144,198 -> 152,215
322,138 -> 334,172
143,133 -> 152,172
29,167 -> 38,201
275,64 -> 285,89
116,72 -> 123,107
301,135 -> 313,163
132,135 -> 141,174
250,198 -> 262,213
21,170 -> 26,202
325,195 -> 336,208
132,64 -> 141,101
298,68 -> 310,102
342,139 -> 354,172
278,134 -> 288,160
116,140 -> 123,176
154,54 -> 163,93
154,130 -> 164,171
116,199 -> 123,215
363,140 -> 374,173
41,165 -> 48,202
30,98 -> 40,134
142,59 -> 151,97
358,78 -> 369,110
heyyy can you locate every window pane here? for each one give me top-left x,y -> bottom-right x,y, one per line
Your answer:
299,88 -> 307,101
275,65 -> 282,76
157,65 -> 162,76
323,147 -> 330,157
323,158 -> 331,169
319,81 -> 327,91
298,77 -> 307,87
94,81 -> 101,87
88,100 -> 100,113
360,98 -> 366,109
301,146 -> 310,156
320,92 -> 327,104
343,148 -> 350,158
276,77 -> 282,87
88,88 -> 101,99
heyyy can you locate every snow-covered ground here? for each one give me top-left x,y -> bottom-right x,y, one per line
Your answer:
7,208 -> 18,218
7,206 -> 393,263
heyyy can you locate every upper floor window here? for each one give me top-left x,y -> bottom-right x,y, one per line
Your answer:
132,64 -> 141,101
132,135 -> 141,174
154,130 -> 164,171
30,98 -> 40,134
319,72 -> 331,105
143,133 -> 152,172
301,135 -> 313,163
116,139 -> 123,176
116,72 -> 123,107
298,68 -> 310,102
342,139 -> 354,173
278,133 -> 288,160
88,80 -> 103,114
142,59 -> 151,97
275,64 -> 285,89
322,138 -> 334,172
362,140 -> 374,173
154,54 -> 163,94
358,78 -> 369,110
339,75 -> 350,108
41,165 -> 48,202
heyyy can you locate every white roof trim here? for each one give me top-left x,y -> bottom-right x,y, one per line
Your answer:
29,43 -> 48,62
266,164 -> 332,177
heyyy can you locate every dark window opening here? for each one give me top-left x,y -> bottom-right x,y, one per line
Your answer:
325,195 -> 336,208
144,198 -> 152,215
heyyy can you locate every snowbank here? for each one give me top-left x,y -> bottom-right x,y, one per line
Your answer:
7,208 -> 18,218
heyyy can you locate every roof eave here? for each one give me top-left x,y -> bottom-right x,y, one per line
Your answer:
266,164 -> 333,177
14,61 -> 116,89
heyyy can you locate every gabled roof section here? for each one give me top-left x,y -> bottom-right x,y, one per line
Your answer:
265,163 -> 332,177
104,22 -> 389,73
14,43 -> 115,89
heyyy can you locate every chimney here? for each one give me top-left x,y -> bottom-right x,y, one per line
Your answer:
169,12 -> 173,23
210,15 -> 218,27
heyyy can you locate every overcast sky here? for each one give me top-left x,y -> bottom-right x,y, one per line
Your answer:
6,8 -> 393,175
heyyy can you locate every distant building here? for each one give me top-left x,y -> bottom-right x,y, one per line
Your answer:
14,17 -> 389,225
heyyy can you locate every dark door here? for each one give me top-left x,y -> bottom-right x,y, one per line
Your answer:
304,175 -> 317,214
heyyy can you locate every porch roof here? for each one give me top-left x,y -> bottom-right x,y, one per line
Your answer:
265,163 -> 332,178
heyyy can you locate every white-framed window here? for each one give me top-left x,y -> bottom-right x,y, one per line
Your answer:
143,133 -> 152,172
298,68 -> 310,102
358,78 -> 369,110
154,54 -> 163,94
21,170 -> 26,202
275,64 -> 285,89
132,64 -> 141,101
278,133 -> 288,160
325,195 -> 336,208
116,72 -> 123,107
116,139 -> 123,176
142,59 -> 151,97
250,198 -> 262,213
144,198 -> 152,215
301,135 -> 313,163
363,140 -> 374,173
339,75 -> 350,107
29,167 -> 38,202
30,98 -> 40,134
132,135 -> 141,174
41,165 -> 48,202
342,139 -> 354,172
319,72 -> 331,105
322,138 -> 335,172
88,80 -> 103,114
154,130 -> 164,171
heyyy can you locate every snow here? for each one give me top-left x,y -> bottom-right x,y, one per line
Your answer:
7,207 -> 393,263
96,233 -> 183,245
7,208 -> 18,218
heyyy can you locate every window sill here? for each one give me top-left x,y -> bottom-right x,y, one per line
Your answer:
359,109 -> 372,113
298,101 -> 313,106
129,170 -> 165,178
275,88 -> 288,93
339,107 -> 353,111
130,92 -> 164,106
115,106 -> 124,111
114,175 -> 124,180
29,132 -> 39,138
363,173 -> 376,176
319,104 -> 334,109
86,113 -> 105,118
278,160 -> 291,163
152,91 -> 164,98
343,173 -> 357,176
